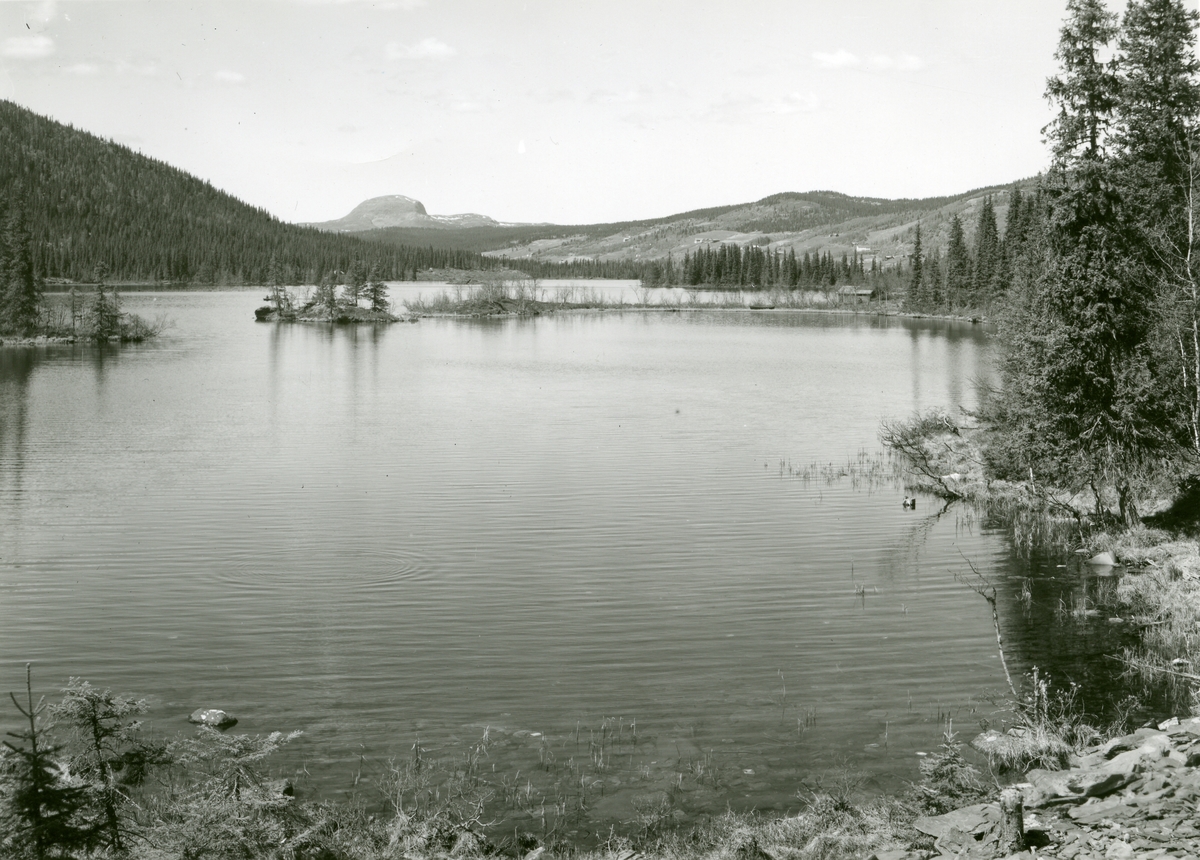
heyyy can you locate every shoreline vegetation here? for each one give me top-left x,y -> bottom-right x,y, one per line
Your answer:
249,274 -> 983,324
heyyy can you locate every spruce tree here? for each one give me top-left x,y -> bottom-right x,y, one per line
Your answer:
1113,0 -> 1200,454
0,201 -> 39,335
945,214 -> 972,310
973,197 -> 1001,305
51,679 -> 164,854
994,0 -> 1180,524
2,666 -> 93,859
365,264 -> 389,312
905,224 -> 924,311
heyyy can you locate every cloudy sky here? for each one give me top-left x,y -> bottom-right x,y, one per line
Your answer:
0,1 -> 1106,225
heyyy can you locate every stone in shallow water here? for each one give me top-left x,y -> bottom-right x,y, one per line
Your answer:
188,708 -> 237,729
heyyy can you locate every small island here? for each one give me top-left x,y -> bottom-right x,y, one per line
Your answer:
252,262 -> 418,324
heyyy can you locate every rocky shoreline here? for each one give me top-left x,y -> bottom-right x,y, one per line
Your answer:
906,719 -> 1200,860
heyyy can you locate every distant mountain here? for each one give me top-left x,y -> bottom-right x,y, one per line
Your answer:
306,195 -> 512,232
350,185 -> 1034,269
0,101 -> 500,284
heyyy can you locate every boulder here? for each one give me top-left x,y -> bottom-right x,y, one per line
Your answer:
1025,767 -> 1136,807
913,802 -> 997,839
188,708 -> 238,729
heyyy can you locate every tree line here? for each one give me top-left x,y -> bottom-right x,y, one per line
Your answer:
904,187 -> 1042,314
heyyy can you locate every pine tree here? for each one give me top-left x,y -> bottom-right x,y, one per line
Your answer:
926,248 -> 943,311
51,679 -> 163,854
1113,0 -> 1200,455
1045,0 -> 1120,164
973,197 -> 1001,305
945,214 -> 972,310
0,200 -> 39,335
994,0 -> 1180,524
1,666 -> 93,859
365,264 -> 389,312
905,224 -> 924,311
345,259 -> 366,306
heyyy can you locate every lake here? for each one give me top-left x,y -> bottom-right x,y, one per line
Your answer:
0,287 -> 1136,841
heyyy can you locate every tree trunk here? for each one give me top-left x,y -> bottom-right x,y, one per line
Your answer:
1118,483 -> 1140,528
998,787 -> 1026,855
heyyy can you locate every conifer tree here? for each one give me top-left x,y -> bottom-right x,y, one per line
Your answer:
1114,0 -> 1200,455
945,214 -> 972,309
974,197 -> 1002,305
365,264 -> 389,312
995,0 -> 1179,524
51,679 -> 163,854
926,248 -> 943,310
905,224 -> 924,311
0,200 -> 39,335
345,259 -> 366,306
1,666 -> 93,859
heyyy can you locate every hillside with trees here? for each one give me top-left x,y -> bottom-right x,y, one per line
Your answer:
351,184 -> 1035,298
0,100 -> 503,287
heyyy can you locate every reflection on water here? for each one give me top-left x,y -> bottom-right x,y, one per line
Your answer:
0,293 -> 1139,840
0,349 -> 33,526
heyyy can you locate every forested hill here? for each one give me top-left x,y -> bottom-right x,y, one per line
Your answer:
0,100 -> 497,284
352,184 -> 1033,271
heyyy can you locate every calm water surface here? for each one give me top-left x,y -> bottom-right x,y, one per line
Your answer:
0,290 -> 1133,839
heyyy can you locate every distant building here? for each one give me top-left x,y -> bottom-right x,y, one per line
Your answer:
836,285 -> 875,304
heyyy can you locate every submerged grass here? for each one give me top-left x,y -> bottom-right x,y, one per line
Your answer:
404,281 -> 878,317
405,280 -> 626,316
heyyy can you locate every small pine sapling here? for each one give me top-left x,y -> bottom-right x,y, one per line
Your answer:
52,678 -> 167,853
1,665 -> 93,860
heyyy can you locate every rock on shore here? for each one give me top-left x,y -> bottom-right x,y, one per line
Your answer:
916,718 -> 1200,859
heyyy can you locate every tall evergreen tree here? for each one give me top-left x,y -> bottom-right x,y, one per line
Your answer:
1045,0 -> 1120,164
905,224 -> 924,311
365,264 -> 389,313
945,214 -> 972,309
973,197 -> 1002,305
0,200 -> 39,335
995,0 -> 1180,524
1113,0 -> 1200,455
1,666 -> 93,859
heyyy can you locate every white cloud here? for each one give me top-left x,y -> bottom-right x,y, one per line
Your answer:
813,49 -> 859,70
214,69 -> 245,84
64,62 -> 98,76
3,35 -> 54,59
386,37 -> 455,60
